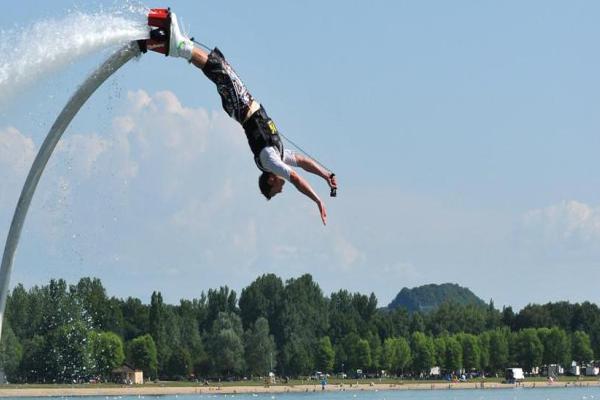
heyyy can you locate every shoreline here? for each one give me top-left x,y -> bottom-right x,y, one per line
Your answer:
1,381 -> 599,397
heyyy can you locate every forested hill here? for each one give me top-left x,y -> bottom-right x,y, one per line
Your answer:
387,283 -> 486,312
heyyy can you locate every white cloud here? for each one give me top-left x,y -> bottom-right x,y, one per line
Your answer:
121,89 -> 213,165
0,126 -> 35,175
380,261 -> 421,282
232,219 -> 258,254
56,133 -> 109,177
127,89 -> 152,112
0,126 -> 36,214
333,234 -> 362,267
170,178 -> 237,233
49,88 -> 246,196
521,200 -> 600,245
271,244 -> 299,260
112,116 -> 135,134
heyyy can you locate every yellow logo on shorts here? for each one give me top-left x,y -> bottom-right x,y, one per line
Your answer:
268,120 -> 278,134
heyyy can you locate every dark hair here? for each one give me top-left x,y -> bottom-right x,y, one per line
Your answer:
258,172 -> 273,200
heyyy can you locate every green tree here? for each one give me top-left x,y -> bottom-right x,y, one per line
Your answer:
207,312 -> 245,377
410,332 -> 435,375
18,335 -> 47,383
485,299 -> 502,330
513,329 -> 543,372
515,304 -> 553,330
89,331 -> 125,380
388,308 -> 410,338
282,333 -> 313,376
127,334 -> 158,380
0,323 -> 22,382
355,339 -> 372,371
571,302 -> 600,331
382,338 -> 395,372
340,333 -> 371,373
166,346 -> 192,379
72,277 -> 114,331
41,279 -> 80,335
538,327 -> 570,366
458,333 -> 481,371
103,297 -> 126,337
427,302 -> 487,335
244,317 -> 277,376
149,291 -> 170,374
315,336 -> 335,373
178,299 -> 206,376
488,328 -> 509,373
382,337 -> 411,375
334,342 -> 348,375
409,313 -> 425,333
367,331 -> 382,370
353,293 -> 378,337
501,306 -> 515,330
26,286 -> 45,338
461,304 -> 487,335
571,331 -> 594,364
590,321 -> 600,360
280,274 -> 328,374
478,332 -> 490,373
395,337 -> 412,375
427,302 -> 458,335
433,337 -> 447,370
5,284 -> 32,339
444,336 -> 462,373
239,274 -> 284,342
48,321 -> 91,383
121,297 -> 149,341
328,290 -> 359,343
205,286 -> 238,331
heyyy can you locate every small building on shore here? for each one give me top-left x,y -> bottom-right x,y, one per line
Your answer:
112,364 -> 144,384
585,365 -> 599,376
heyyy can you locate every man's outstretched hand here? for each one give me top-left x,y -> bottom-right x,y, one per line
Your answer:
318,200 -> 327,226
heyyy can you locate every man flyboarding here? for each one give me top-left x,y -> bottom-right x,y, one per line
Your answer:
143,11 -> 337,225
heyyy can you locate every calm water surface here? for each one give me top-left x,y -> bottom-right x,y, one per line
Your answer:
8,387 -> 600,400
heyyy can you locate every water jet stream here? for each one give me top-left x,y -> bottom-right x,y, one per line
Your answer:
0,42 -> 143,340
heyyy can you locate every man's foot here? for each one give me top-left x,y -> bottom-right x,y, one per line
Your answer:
168,12 -> 194,60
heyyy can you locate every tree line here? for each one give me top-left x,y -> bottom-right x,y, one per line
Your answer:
0,274 -> 598,383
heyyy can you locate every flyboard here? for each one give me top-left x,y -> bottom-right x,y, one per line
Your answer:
138,8 -> 178,56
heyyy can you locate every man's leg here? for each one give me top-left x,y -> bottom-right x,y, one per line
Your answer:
190,48 -> 209,70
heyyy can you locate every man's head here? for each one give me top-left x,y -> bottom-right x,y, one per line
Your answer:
258,172 -> 285,200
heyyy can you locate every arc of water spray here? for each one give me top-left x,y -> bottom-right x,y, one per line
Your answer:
0,42 -> 142,341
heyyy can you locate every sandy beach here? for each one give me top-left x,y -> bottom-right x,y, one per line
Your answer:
1,381 -> 599,397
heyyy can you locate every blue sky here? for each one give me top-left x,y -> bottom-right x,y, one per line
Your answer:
1,1 -> 600,310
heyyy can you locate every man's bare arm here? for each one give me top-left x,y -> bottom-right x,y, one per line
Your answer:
294,154 -> 337,192
289,170 -> 327,225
